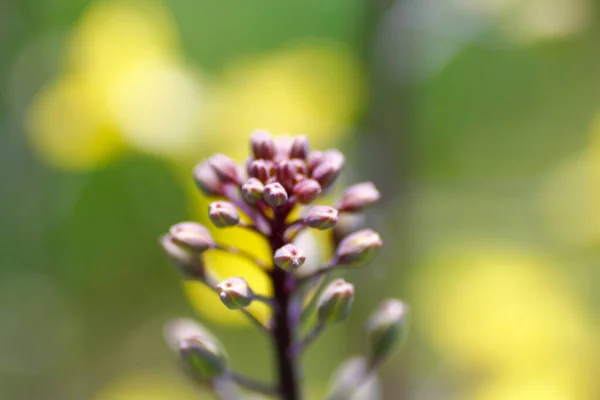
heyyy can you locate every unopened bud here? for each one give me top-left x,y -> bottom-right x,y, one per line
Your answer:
293,179 -> 322,204
305,205 -> 338,230
208,201 -> 240,228
338,182 -> 381,212
263,182 -> 288,207
250,130 -> 276,160
328,357 -> 380,400
216,277 -> 254,309
249,159 -> 275,183
317,279 -> 355,324
366,299 -> 408,362
242,178 -> 264,204
307,150 -> 324,173
179,336 -> 227,379
290,135 -> 309,159
274,244 -> 306,271
336,229 -> 382,265
274,135 -> 293,159
159,234 -> 205,279
169,222 -> 215,252
193,161 -> 223,196
277,160 -> 299,190
312,150 -> 344,189
209,153 -> 240,183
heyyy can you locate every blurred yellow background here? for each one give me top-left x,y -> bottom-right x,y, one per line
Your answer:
2,0 -> 600,399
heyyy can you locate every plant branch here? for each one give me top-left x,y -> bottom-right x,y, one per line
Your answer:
290,322 -> 325,357
230,372 -> 278,396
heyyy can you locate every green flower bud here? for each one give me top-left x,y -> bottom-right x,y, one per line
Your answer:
263,182 -> 288,207
209,153 -> 240,183
169,222 -> 215,252
290,135 -> 309,159
293,179 -> 322,204
336,229 -> 382,265
159,234 -> 205,280
317,279 -> 354,324
242,178 -> 264,204
305,205 -> 338,230
208,201 -> 240,228
338,182 -> 381,212
250,129 -> 276,160
273,244 -> 306,271
193,161 -> 224,196
179,337 -> 227,380
164,318 -> 228,381
216,277 -> 254,310
366,299 -> 408,362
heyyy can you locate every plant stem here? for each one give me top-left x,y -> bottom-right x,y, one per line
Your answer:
269,207 -> 301,400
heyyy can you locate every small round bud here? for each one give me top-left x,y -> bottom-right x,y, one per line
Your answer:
274,135 -> 293,160
208,201 -> 240,228
293,179 -> 322,204
159,234 -> 205,279
304,205 -> 338,230
328,357 -> 380,400
336,229 -> 382,265
193,161 -> 223,196
179,336 -> 227,379
317,279 -> 355,324
290,135 -> 309,159
242,178 -> 264,204
307,150 -> 324,173
209,153 -> 240,183
216,277 -> 254,310
311,150 -> 344,189
366,299 -> 408,362
277,160 -> 300,190
249,159 -> 275,183
169,222 -> 215,252
338,182 -> 381,212
250,130 -> 276,160
263,182 -> 288,207
274,244 -> 306,271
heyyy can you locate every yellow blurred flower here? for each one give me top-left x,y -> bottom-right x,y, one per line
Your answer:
202,42 -> 364,160
95,372 -> 201,400
26,0 -> 207,170
411,244 -> 595,375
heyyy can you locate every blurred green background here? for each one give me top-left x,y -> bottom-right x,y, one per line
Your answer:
2,0 -> 600,399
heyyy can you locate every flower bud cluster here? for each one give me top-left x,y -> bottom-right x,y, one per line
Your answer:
159,130 -> 408,398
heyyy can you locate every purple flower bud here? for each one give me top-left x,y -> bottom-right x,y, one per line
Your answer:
274,135 -> 293,160
249,159 -> 275,183
277,160 -> 299,190
307,150 -> 324,173
241,177 -> 264,204
178,336 -> 228,379
273,244 -> 306,271
317,279 -> 355,324
193,161 -> 224,196
311,150 -> 344,189
216,277 -> 254,310
366,299 -> 408,362
169,222 -> 215,252
304,205 -> 338,230
159,234 -> 205,280
250,130 -> 276,160
293,179 -> 322,204
290,135 -> 309,159
209,153 -> 240,183
208,201 -> 240,228
338,182 -> 381,212
263,182 -> 288,207
336,229 -> 382,265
